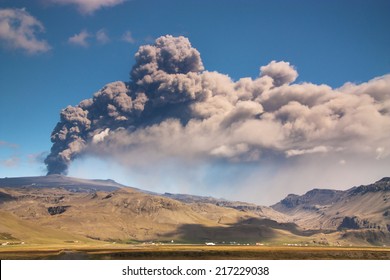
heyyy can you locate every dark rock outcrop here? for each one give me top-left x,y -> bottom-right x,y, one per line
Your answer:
337,216 -> 381,231
338,216 -> 362,230
47,206 -> 70,215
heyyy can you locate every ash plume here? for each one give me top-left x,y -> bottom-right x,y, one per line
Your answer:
45,35 -> 390,175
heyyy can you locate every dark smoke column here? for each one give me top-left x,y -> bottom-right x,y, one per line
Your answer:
45,35 -> 204,174
45,106 -> 91,174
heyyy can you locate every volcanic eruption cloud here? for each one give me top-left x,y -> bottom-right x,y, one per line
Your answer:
45,35 -> 390,197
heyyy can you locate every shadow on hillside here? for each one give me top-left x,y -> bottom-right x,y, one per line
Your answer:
0,191 -> 15,203
161,217 -> 329,243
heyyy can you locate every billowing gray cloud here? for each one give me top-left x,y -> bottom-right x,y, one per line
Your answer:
0,8 -> 51,54
260,60 -> 298,87
45,35 -> 390,175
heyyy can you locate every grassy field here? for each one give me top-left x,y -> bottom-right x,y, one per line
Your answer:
1,244 -> 390,260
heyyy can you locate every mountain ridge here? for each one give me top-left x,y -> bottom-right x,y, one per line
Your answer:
271,177 -> 390,235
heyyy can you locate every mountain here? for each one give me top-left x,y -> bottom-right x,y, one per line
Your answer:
0,175 -> 389,247
271,177 -> 390,245
0,176 -> 306,245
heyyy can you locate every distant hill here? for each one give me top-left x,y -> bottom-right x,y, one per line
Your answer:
0,174 -> 125,192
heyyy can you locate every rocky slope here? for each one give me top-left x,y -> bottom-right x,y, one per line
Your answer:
271,178 -> 390,245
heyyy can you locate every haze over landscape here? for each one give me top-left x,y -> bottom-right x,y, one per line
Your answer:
1,0 -> 390,206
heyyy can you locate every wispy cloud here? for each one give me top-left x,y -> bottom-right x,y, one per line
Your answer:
121,30 -> 135,43
96,28 -> 110,44
68,29 -> 113,47
27,152 -> 48,165
0,156 -> 20,168
47,0 -> 128,14
68,29 -> 91,47
0,140 -> 20,168
0,8 -> 51,54
0,140 -> 19,149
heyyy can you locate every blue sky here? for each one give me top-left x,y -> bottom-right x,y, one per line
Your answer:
1,0 -> 390,204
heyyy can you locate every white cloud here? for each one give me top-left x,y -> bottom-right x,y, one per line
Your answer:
68,30 -> 91,47
92,128 -> 110,143
122,30 -> 135,43
0,8 -> 51,54
96,28 -> 110,44
286,146 -> 329,157
69,29 -> 113,47
47,0 -> 127,14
